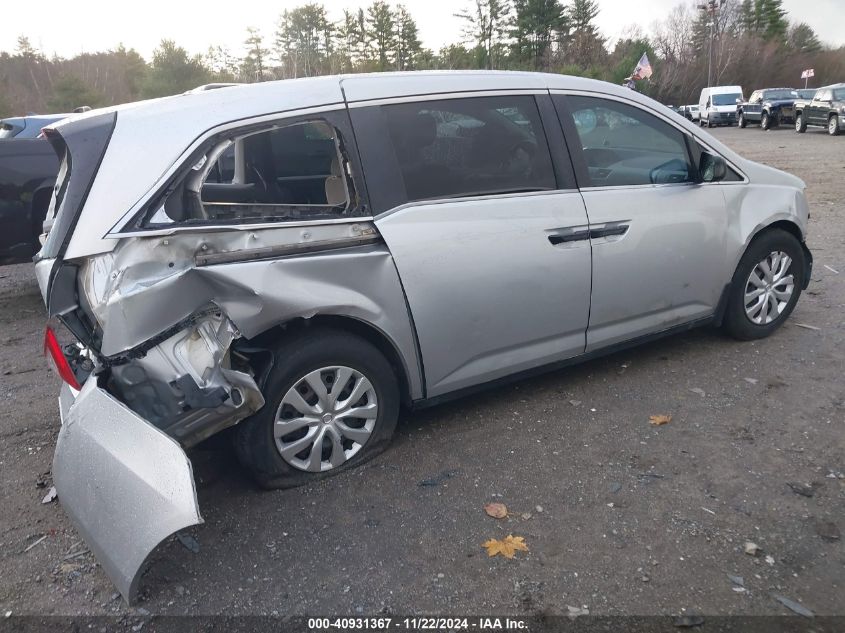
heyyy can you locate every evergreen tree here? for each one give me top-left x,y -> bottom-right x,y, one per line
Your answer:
395,5 -> 422,70
142,39 -> 210,98
242,27 -> 270,81
275,5 -> 332,77
788,23 -> 822,54
47,75 -> 102,111
511,0 -> 565,70
566,0 -> 605,68
366,1 -> 397,71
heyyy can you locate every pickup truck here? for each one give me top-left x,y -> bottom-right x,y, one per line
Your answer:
794,83 -> 845,136
737,88 -> 799,130
0,138 -> 59,262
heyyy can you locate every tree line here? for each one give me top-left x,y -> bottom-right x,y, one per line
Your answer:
1,0 -> 843,118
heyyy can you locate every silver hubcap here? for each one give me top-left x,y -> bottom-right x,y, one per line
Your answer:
274,366 -> 378,472
831,118 -> 837,133
744,251 -> 794,325
796,117 -> 801,130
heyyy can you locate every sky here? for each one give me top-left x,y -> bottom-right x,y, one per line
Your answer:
2,0 -> 842,61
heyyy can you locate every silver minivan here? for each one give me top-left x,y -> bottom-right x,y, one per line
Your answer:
35,71 -> 812,601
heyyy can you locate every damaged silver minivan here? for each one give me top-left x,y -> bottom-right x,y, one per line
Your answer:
35,72 -> 812,602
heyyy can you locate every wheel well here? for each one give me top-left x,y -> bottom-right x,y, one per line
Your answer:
239,315 -> 414,406
755,220 -> 803,245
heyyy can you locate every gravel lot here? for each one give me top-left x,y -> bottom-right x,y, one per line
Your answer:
0,125 -> 842,620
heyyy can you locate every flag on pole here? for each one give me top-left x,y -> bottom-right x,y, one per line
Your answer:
800,68 -> 814,79
631,53 -> 653,81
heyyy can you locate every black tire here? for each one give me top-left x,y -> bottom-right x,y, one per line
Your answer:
738,112 -> 747,128
234,329 -> 400,489
795,113 -> 807,133
829,115 -> 841,136
723,229 -> 805,341
761,112 -> 771,130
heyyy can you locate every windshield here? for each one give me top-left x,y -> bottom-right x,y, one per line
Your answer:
764,89 -> 796,100
712,93 -> 742,106
0,122 -> 20,138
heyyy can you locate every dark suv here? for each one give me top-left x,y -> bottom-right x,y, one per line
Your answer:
738,88 -> 799,130
794,84 -> 845,136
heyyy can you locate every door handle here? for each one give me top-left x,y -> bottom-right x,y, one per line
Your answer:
590,225 -> 629,239
548,229 -> 591,245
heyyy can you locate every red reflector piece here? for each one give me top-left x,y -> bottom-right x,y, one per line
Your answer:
43,326 -> 81,390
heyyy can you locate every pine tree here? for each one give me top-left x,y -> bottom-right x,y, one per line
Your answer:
788,23 -> 822,54
395,5 -> 422,70
366,1 -> 397,71
511,0 -> 565,70
242,27 -> 270,81
566,0 -> 604,68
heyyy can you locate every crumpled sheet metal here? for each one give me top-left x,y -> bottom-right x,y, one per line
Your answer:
93,242 -> 423,399
53,380 -> 202,604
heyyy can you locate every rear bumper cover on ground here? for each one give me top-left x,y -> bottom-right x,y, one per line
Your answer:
55,379 -> 203,603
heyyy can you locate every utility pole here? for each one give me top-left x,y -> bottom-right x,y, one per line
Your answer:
697,0 -> 725,88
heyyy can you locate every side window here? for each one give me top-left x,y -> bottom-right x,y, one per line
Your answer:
146,119 -> 352,227
381,96 -> 556,202
564,96 -> 694,188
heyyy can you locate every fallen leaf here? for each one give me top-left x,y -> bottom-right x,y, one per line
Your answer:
744,541 -> 761,556
41,486 -> 57,504
484,502 -> 508,519
649,414 -> 672,426
482,534 -> 529,559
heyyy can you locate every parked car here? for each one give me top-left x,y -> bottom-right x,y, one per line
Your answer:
0,138 -> 60,262
738,88 -> 800,129
679,104 -> 700,121
699,85 -> 743,127
793,83 -> 845,135
0,112 -> 79,139
35,72 -> 812,602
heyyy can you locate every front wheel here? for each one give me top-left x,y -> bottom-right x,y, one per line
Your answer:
795,113 -> 807,133
738,112 -> 747,128
723,229 -> 805,341
761,112 -> 771,130
234,329 -> 400,489
829,115 -> 841,136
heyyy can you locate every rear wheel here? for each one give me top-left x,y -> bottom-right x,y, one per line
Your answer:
829,115 -> 841,136
234,329 -> 400,489
723,229 -> 805,341
795,113 -> 807,133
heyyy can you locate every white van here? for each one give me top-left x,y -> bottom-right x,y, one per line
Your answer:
699,85 -> 743,127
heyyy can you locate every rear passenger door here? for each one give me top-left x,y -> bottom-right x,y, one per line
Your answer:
552,93 -> 731,351
350,94 -> 592,398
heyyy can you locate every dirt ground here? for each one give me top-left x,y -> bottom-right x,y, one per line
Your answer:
0,125 -> 842,622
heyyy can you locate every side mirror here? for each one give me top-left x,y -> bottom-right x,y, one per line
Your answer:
735,98 -> 742,104
699,152 -> 727,183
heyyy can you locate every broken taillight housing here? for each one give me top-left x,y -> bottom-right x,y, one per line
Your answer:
44,326 -> 81,390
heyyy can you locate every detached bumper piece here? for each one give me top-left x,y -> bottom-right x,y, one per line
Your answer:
54,379 -> 202,603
